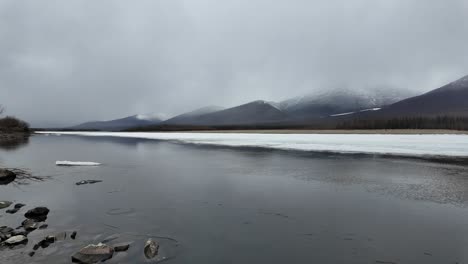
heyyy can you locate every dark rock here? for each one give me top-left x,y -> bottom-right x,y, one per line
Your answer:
113,243 -> 130,252
76,180 -> 103,186
14,203 -> 26,209
0,201 -> 12,209
45,235 -> 56,243
24,207 -> 49,221
39,224 -> 48,230
71,231 -> 77,240
0,169 -> 16,185
6,208 -> 19,214
71,243 -> 114,263
4,235 -> 28,245
36,235 -> 56,249
144,239 -> 159,259
28,251 -> 35,257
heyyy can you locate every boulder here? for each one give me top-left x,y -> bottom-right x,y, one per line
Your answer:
4,235 -> 28,245
71,231 -> 77,239
71,243 -> 114,263
0,169 -> 16,185
144,239 -> 159,259
24,207 -> 49,221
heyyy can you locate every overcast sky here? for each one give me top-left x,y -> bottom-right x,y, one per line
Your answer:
1,0 -> 468,126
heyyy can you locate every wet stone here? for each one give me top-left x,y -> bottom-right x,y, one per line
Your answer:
144,239 -> 159,259
76,180 -> 103,186
113,243 -> 130,252
14,203 -> 26,209
24,207 -> 49,221
0,201 -> 12,209
4,235 -> 28,245
71,231 -> 77,240
71,243 -> 114,264
6,208 -> 19,214
22,219 -> 40,231
0,169 -> 16,185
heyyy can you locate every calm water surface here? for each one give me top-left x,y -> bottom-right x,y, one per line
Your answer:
1,134 -> 468,263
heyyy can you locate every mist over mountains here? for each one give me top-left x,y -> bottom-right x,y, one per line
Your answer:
67,74 -> 468,131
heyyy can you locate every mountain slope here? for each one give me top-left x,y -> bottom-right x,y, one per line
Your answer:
163,106 -> 224,125
370,75 -> 468,117
165,101 -> 289,126
278,87 -> 413,120
71,115 -> 163,131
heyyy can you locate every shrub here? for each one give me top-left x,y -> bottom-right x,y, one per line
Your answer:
0,116 -> 30,132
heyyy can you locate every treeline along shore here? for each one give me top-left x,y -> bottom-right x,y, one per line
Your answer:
121,115 -> 468,132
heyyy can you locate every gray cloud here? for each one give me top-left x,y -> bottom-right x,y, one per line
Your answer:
1,0 -> 467,126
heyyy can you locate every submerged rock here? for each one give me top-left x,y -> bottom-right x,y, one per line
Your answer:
38,224 -> 48,230
24,207 -> 49,221
35,235 -> 56,249
0,169 -> 16,185
6,208 -> 19,214
144,239 -> 159,259
22,219 -> 39,231
113,243 -> 130,252
76,180 -> 103,186
71,243 -> 114,264
0,201 -> 12,209
4,235 -> 28,245
14,203 -> 26,209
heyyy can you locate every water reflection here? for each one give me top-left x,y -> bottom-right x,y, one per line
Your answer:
0,133 -> 30,151
1,134 -> 468,264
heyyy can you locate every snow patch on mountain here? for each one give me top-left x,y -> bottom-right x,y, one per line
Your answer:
136,113 -> 168,121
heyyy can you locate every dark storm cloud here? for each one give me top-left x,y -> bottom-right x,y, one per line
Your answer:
1,0 -> 467,126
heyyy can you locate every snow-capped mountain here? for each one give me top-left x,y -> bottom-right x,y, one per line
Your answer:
277,87 -> 414,120
71,114 -> 164,131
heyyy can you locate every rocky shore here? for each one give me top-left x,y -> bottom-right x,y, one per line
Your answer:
0,167 -> 169,263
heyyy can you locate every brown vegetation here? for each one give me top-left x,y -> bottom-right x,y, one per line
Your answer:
0,116 -> 30,132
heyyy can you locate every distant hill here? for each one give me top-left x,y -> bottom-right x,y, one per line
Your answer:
164,100 -> 289,126
71,114 -> 163,131
163,106 -> 224,125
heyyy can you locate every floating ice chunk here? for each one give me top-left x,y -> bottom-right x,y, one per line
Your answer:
56,161 -> 101,166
